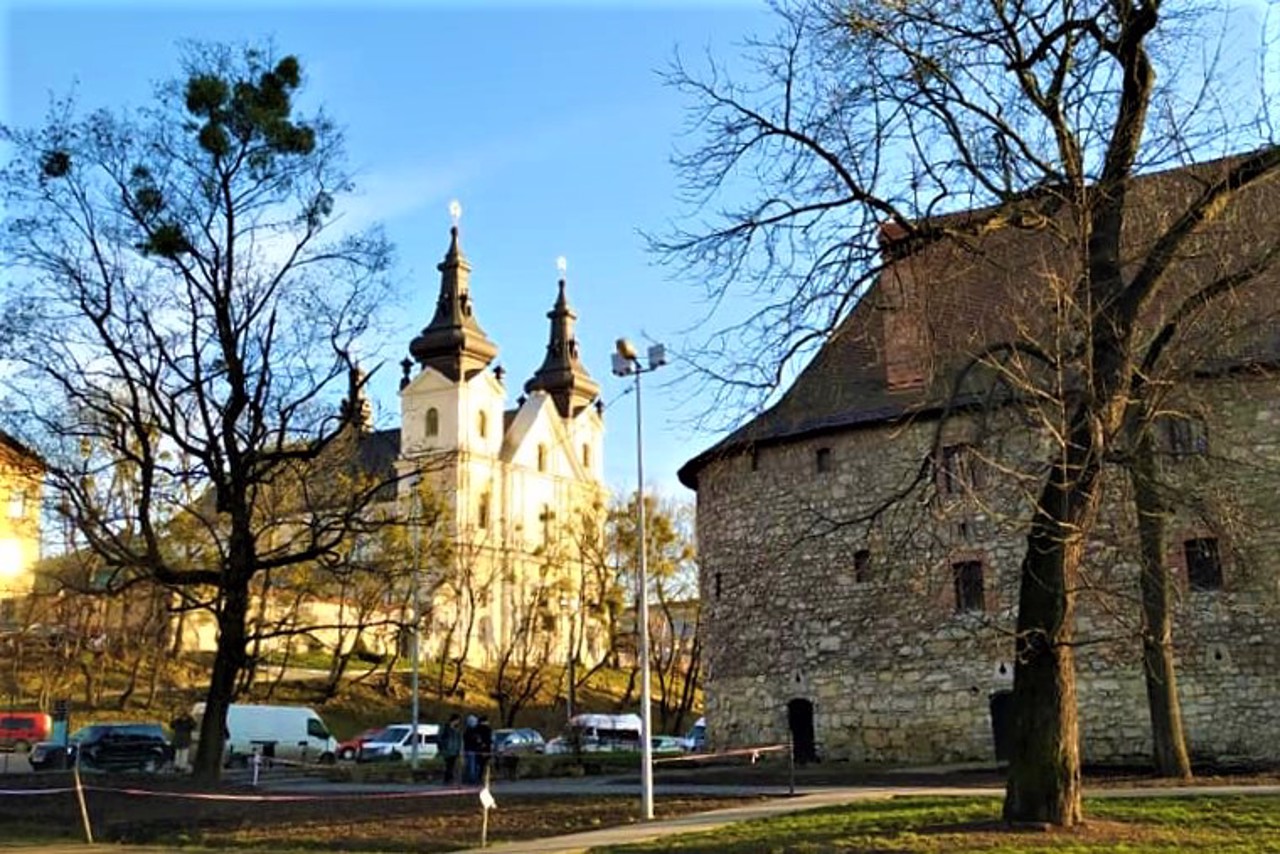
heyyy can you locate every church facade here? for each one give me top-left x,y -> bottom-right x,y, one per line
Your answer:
171,223 -> 610,667
390,223 -> 609,668
680,158 -> 1280,766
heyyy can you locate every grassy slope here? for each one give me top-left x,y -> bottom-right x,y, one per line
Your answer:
3,651 -> 688,743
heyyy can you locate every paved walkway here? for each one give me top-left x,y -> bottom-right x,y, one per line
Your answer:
445,785 -> 1000,853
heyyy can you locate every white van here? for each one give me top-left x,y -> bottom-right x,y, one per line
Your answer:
558,713 -> 643,753
192,702 -> 338,765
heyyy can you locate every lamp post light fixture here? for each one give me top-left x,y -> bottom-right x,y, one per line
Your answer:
611,337 -> 667,821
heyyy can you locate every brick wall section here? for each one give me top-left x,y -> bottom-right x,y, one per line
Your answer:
696,373 -> 1280,764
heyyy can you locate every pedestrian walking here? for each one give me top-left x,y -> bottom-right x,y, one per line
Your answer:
170,710 -> 196,772
438,713 -> 463,784
462,714 -> 481,783
475,715 -> 494,783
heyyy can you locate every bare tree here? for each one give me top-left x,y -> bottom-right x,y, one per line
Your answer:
0,44 -> 395,780
608,493 -> 700,728
659,0 -> 1280,825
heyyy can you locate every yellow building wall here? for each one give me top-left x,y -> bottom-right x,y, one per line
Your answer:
0,439 -> 42,600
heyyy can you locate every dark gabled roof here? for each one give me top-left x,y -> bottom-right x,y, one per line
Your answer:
0,428 -> 45,469
678,152 -> 1280,489
353,427 -> 402,501
356,427 -> 401,482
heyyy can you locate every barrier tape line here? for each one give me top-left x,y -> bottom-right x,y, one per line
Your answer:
0,784 -> 481,802
0,742 -> 790,798
653,744 -> 790,765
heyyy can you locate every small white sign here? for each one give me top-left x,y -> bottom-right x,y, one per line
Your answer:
479,788 -> 496,810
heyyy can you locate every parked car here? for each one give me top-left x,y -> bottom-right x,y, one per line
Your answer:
356,723 -> 439,763
492,727 -> 545,756
338,727 -> 386,761
651,734 -> 685,754
30,723 -> 173,773
0,711 -> 51,753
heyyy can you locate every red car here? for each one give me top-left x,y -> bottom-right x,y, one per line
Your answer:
0,712 -> 51,753
337,727 -> 385,761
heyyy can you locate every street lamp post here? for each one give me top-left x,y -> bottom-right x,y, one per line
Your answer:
612,338 -> 666,821
409,479 -> 422,771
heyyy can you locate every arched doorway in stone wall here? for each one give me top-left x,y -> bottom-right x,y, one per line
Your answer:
787,697 -> 817,764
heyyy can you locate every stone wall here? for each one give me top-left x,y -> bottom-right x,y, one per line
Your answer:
696,373 -> 1280,765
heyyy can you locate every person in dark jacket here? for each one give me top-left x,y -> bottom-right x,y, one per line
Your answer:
474,716 -> 494,783
438,713 -> 463,784
462,714 -> 481,783
170,712 -> 196,772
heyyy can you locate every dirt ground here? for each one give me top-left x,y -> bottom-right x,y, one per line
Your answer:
0,772 -> 762,851
5,760 -> 1279,852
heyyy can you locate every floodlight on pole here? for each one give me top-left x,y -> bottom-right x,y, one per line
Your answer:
611,337 -> 664,821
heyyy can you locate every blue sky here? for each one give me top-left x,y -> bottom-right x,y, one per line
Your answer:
2,0 -> 775,499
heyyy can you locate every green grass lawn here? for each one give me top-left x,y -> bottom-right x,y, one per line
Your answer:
591,795 -> 1280,853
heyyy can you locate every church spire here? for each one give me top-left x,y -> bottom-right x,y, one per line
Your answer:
524,258 -> 599,418
408,202 -> 499,382
339,364 -> 373,433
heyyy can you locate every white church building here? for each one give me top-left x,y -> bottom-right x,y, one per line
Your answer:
387,221 -> 609,668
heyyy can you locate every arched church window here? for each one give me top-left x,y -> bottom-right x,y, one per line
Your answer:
582,444 -> 591,468
537,444 -> 547,472
478,410 -> 488,439
425,407 -> 439,438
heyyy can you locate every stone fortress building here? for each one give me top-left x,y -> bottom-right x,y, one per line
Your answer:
680,157 -> 1280,766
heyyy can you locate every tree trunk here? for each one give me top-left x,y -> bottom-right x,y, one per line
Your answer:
1003,449 -> 1095,827
116,648 -> 144,710
192,580 -> 250,783
1131,429 -> 1193,779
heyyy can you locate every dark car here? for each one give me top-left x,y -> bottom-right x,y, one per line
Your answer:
492,727 -> 545,779
30,723 -> 174,773
492,727 -> 545,756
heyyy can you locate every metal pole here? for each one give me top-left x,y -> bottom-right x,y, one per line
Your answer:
788,728 -> 796,797
410,480 -> 421,771
73,752 -> 93,843
635,366 -> 655,821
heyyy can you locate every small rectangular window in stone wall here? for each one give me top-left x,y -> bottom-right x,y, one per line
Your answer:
853,549 -> 871,582
952,560 -> 986,613
938,444 -> 986,496
1185,537 -> 1224,591
815,447 -> 831,473
1160,415 -> 1209,457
